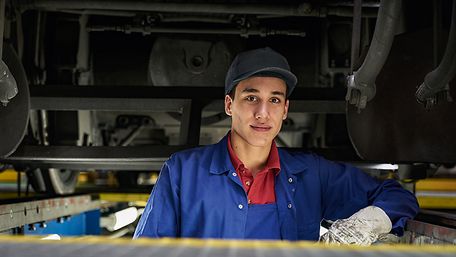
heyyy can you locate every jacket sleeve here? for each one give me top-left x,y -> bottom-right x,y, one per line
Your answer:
133,159 -> 180,238
317,155 -> 419,236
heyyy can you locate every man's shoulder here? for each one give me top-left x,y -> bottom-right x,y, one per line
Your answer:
168,143 -> 218,163
278,148 -> 320,162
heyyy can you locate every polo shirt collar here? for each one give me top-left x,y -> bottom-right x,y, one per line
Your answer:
227,131 -> 281,176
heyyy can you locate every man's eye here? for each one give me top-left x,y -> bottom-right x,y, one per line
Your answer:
246,96 -> 257,102
270,98 -> 281,104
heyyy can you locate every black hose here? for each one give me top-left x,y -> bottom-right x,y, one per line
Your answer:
416,0 -> 456,104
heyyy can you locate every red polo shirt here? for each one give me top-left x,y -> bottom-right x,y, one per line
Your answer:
227,132 -> 280,204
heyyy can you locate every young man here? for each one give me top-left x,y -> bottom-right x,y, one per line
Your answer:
134,47 -> 419,245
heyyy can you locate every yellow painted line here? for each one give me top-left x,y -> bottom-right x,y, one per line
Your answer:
417,196 -> 456,209
0,169 -> 20,182
0,236 -> 455,253
416,178 -> 456,191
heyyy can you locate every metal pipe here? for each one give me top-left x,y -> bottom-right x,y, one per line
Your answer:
350,0 -> 363,72
15,10 -> 24,60
60,9 -> 137,17
327,7 -> 378,18
76,14 -> 90,85
325,1 -> 381,8
346,0 -> 402,110
0,0 -> 5,58
433,0 -> 443,67
415,0 -> 456,108
17,0 -> 316,17
87,25 -> 306,37
34,11 -> 42,71
159,14 -> 232,24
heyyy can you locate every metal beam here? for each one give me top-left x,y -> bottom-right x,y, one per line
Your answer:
17,0 -> 317,17
0,194 -> 99,232
16,0 -> 381,18
29,85 -> 346,113
2,145 -> 361,170
179,100 -> 206,146
87,25 -> 306,37
3,145 -> 189,170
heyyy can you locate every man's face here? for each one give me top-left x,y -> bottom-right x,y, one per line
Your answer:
225,76 -> 289,148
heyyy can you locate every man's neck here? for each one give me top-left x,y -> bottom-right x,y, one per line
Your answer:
230,132 -> 272,176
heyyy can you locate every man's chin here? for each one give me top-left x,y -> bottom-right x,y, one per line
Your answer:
247,137 -> 273,148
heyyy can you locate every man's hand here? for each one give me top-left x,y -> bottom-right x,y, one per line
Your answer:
320,206 -> 392,246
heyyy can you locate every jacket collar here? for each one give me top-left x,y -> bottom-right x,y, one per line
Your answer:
209,132 -> 308,175
209,133 -> 234,175
278,148 -> 308,174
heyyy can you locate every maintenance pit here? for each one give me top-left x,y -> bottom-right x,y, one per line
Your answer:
0,169 -> 455,249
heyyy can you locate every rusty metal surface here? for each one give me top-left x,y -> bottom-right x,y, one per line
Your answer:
347,29 -> 456,163
406,219 -> 456,244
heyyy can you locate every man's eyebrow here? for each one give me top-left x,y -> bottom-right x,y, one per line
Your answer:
271,91 -> 286,97
241,88 -> 286,97
241,88 -> 259,93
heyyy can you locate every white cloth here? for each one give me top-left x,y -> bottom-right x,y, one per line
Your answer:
320,206 -> 392,246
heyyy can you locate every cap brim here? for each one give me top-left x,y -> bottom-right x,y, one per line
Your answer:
231,67 -> 297,96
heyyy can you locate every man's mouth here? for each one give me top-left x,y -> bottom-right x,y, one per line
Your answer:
250,125 -> 272,132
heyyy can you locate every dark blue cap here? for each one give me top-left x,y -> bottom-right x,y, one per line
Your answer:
225,47 -> 297,97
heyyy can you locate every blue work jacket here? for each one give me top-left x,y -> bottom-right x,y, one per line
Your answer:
134,135 -> 419,240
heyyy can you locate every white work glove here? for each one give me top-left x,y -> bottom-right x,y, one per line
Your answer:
320,206 -> 392,246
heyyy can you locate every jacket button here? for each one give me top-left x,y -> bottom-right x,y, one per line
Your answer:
288,178 -> 293,183
238,204 -> 244,209
287,203 -> 292,209
232,172 -> 237,177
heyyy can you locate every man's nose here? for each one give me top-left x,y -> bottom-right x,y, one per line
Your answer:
254,102 -> 269,120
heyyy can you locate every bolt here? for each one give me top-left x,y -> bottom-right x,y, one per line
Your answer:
28,224 -> 36,231
39,222 -> 47,228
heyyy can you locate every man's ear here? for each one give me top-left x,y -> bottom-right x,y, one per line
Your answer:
225,95 -> 233,116
283,99 -> 289,120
